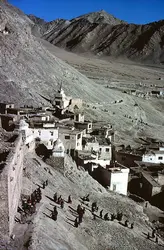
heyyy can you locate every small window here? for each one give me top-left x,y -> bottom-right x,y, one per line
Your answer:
99,148 -> 102,152
50,131 -> 54,136
77,143 -> 79,146
77,134 -> 81,139
65,135 -> 70,140
150,158 -> 152,160
158,156 -> 163,160
113,184 -> 116,191
38,131 -> 41,136
89,124 -> 91,128
106,148 -> 110,152
50,140 -> 53,145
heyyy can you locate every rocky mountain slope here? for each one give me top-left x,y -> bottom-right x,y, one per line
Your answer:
0,1 -> 104,107
29,11 -> 164,63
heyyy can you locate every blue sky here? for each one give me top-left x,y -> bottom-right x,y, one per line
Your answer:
9,0 -> 164,24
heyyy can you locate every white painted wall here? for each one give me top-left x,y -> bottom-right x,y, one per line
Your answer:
53,139 -> 65,157
84,141 -> 112,162
109,168 -> 129,196
59,130 -> 83,151
142,153 -> 164,164
99,145 -> 112,161
84,141 -> 99,152
32,128 -> 59,149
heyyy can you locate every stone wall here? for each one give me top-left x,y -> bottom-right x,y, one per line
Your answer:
0,134 -> 24,237
0,166 -> 9,237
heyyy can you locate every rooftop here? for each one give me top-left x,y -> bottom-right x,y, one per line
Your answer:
107,162 -> 128,171
29,123 -> 57,129
142,171 -> 161,187
135,161 -> 164,168
144,150 -> 164,155
97,137 -> 111,146
77,150 -> 97,160
59,126 -> 85,135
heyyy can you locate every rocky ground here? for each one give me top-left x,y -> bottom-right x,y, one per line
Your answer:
6,152 -> 164,250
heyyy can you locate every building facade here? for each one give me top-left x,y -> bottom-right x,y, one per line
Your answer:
142,149 -> 164,164
108,163 -> 129,195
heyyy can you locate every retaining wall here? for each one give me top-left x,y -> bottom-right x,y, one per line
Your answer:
0,134 -> 25,237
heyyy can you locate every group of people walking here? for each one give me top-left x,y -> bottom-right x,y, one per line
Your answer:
90,200 -> 134,229
41,189 -> 162,246
21,186 -> 42,216
147,228 -> 159,244
51,193 -> 72,221
19,180 -> 49,221
74,204 -> 86,227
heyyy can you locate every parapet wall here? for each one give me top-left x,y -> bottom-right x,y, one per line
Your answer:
0,166 -> 9,237
0,134 -> 25,237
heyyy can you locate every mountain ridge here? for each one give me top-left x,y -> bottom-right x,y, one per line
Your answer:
29,11 -> 164,64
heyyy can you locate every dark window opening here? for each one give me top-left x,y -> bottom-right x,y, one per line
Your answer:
65,135 -> 70,140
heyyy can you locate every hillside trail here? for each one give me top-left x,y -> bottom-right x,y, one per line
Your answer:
9,152 -> 164,250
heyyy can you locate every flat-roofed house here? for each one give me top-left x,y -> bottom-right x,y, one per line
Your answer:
59,127 -> 84,155
142,149 -> 164,164
141,171 -> 161,199
107,163 -> 129,195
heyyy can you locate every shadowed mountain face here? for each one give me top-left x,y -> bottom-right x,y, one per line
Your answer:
0,2 -> 103,106
29,11 -> 164,64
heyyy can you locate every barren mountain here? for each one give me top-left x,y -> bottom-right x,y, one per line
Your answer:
71,10 -> 125,25
29,11 -> 164,63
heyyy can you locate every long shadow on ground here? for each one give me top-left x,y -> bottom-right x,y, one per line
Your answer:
43,212 -> 52,219
45,195 -> 55,202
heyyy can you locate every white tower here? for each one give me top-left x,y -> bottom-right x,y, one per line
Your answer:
52,139 -> 65,157
19,119 -> 29,131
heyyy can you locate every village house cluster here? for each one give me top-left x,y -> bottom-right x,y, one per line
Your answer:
0,87 -> 164,237
116,139 -> 164,209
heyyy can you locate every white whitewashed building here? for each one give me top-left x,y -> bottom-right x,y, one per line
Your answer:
142,148 -> 164,164
18,120 -> 59,150
108,163 -> 129,195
